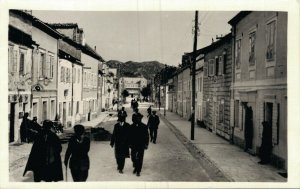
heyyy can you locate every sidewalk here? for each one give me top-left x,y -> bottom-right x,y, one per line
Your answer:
159,110 -> 287,182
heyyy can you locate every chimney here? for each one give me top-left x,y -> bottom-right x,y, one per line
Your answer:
94,46 -> 97,52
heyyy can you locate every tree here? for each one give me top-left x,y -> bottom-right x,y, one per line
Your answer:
121,89 -> 129,103
140,85 -> 152,101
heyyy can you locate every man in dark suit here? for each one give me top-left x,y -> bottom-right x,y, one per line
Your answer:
147,111 -> 160,144
129,113 -> 149,177
118,107 -> 127,121
110,116 -> 130,174
132,108 -> 143,124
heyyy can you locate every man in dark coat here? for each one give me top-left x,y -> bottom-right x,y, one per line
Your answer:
20,112 -> 31,143
64,124 -> 90,181
110,116 -> 130,173
258,121 -> 273,164
129,114 -> 149,176
29,117 -> 41,142
132,108 -> 143,124
23,120 -> 63,182
118,107 -> 128,121
147,111 -> 160,144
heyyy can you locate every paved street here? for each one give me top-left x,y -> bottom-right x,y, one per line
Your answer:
11,103 -> 212,181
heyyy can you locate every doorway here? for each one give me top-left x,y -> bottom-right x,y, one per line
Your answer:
265,102 -> 273,137
9,103 -> 16,143
244,103 -> 254,151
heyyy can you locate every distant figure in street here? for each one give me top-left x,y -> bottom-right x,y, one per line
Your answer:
20,112 -> 31,143
147,106 -> 152,117
129,113 -> 149,176
258,121 -> 273,164
132,108 -> 143,124
147,111 -> 160,144
23,120 -> 63,182
118,107 -> 127,121
110,116 -> 130,174
64,125 -> 90,182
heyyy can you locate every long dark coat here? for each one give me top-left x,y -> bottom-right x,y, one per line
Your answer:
118,110 -> 127,119
23,130 -> 63,182
129,122 -> 149,150
65,135 -> 90,171
110,122 -> 130,158
147,115 -> 160,129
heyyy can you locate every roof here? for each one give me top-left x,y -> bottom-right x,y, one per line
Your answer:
48,23 -> 79,29
228,11 -> 252,26
82,43 -> 105,62
192,33 -> 232,56
10,10 -> 62,39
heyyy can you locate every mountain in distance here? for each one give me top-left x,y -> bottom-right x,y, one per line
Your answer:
105,60 -> 165,81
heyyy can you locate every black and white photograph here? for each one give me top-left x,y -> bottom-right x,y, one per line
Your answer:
1,0 -> 300,188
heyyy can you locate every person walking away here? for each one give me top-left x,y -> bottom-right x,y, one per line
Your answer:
64,125 -> 90,182
118,107 -> 127,121
132,108 -> 143,124
147,111 -> 160,144
129,114 -> 149,176
147,106 -> 152,117
23,120 -> 63,182
258,121 -> 273,164
20,112 -> 31,143
110,116 -> 130,174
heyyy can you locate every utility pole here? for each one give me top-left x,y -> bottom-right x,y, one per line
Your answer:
191,10 -> 198,140
117,63 -> 120,111
164,65 -> 167,117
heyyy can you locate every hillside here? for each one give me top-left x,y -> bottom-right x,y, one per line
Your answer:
106,60 -> 165,81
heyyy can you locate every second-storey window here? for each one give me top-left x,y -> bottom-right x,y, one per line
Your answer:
208,59 -> 215,76
61,67 -> 65,82
249,32 -> 256,65
266,21 -> 276,61
19,52 -> 25,75
218,56 -> 223,75
235,39 -> 241,69
49,55 -> 54,78
39,52 -> 46,78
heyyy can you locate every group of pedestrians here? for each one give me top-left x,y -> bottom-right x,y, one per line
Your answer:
22,104 -> 160,182
110,105 -> 160,176
23,119 -> 90,182
20,113 -> 42,143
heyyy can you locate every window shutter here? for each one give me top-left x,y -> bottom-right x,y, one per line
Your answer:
215,58 -> 219,76
223,54 -> 227,74
46,55 -> 50,78
50,56 -> 54,78
13,50 -> 18,72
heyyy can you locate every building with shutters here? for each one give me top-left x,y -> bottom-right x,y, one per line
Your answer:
30,13 -> 61,125
8,10 -> 34,143
119,77 -> 147,101
229,11 -> 287,169
201,33 -> 232,139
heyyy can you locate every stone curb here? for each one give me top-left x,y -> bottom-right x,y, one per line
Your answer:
159,112 -> 233,182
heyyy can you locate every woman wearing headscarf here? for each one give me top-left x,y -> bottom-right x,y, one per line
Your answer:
23,120 -> 63,182
64,125 -> 90,182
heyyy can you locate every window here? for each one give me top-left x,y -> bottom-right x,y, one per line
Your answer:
39,52 -> 46,78
84,71 -> 87,85
76,101 -> 79,114
19,52 -> 25,75
66,68 -> 70,83
235,39 -> 241,69
61,67 -> 64,82
208,59 -> 215,76
249,32 -> 256,65
49,55 -> 54,78
42,101 -> 47,121
219,99 -> 224,123
73,67 -> 76,83
266,21 -> 276,61
78,69 -> 80,83
218,56 -> 223,75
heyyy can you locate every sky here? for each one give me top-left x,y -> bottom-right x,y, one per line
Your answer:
33,11 -> 237,66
